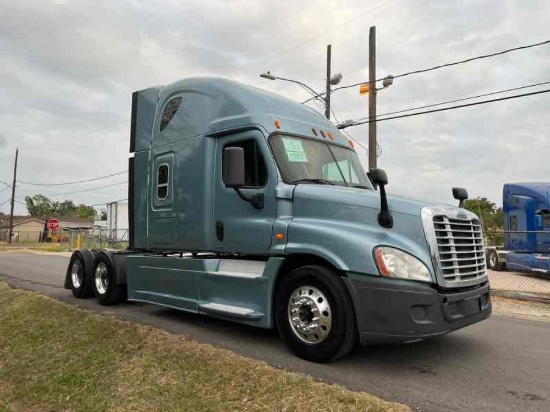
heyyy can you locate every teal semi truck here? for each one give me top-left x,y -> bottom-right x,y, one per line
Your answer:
65,78 -> 491,362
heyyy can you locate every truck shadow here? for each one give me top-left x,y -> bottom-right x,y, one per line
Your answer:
135,302 -> 485,373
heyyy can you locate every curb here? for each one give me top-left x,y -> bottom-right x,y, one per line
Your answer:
491,290 -> 550,305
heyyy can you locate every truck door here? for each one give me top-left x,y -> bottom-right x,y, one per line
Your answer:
213,130 -> 277,253
148,151 -> 178,246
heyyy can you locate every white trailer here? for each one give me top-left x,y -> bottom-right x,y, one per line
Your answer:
106,201 -> 129,242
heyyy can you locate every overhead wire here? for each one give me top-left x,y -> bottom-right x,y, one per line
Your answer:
338,88 -> 550,128
332,39 -> 550,93
253,0 -> 396,67
17,181 -> 127,199
330,107 -> 368,151
353,80 -> 550,123
18,170 -> 127,186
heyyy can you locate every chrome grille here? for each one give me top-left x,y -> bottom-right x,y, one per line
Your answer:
433,216 -> 486,283
421,206 -> 488,288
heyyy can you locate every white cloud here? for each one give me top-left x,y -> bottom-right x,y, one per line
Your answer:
0,0 -> 549,214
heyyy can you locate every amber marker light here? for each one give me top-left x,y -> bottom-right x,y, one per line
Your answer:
374,248 -> 391,277
327,131 -> 334,140
274,119 -> 281,129
275,233 -> 284,240
359,83 -> 370,95
348,139 -> 354,148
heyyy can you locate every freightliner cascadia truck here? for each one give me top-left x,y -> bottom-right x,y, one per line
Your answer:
65,78 -> 491,362
486,183 -> 550,273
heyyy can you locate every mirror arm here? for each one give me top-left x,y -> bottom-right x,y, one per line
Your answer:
378,185 -> 393,228
234,188 -> 264,209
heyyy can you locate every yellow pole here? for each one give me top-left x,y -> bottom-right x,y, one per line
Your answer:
76,234 -> 83,250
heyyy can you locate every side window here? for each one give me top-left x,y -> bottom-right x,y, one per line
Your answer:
223,140 -> 267,187
160,97 -> 182,131
157,164 -> 169,199
509,215 -> 518,231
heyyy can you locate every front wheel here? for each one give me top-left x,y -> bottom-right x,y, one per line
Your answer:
487,249 -> 505,271
275,265 -> 357,363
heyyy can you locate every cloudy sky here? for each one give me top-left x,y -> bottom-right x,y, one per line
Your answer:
1,0 -> 549,215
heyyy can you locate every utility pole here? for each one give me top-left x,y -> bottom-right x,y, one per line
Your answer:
368,26 -> 377,170
8,148 -> 18,244
325,44 -> 332,119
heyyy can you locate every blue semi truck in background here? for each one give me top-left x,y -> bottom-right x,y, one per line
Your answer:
486,183 -> 550,273
64,77 -> 491,362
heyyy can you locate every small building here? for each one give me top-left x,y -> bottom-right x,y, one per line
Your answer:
0,216 -> 46,243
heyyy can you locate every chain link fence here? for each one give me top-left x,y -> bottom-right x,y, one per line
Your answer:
2,229 -> 129,250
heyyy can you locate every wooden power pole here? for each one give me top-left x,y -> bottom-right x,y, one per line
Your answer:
368,26 -> 377,170
8,148 -> 18,244
325,44 -> 332,119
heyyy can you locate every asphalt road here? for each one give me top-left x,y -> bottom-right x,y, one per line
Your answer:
1,253 -> 549,412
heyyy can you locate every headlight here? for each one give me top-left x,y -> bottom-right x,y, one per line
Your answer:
374,246 -> 432,282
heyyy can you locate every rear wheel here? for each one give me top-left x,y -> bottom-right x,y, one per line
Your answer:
92,253 -> 126,306
67,251 -> 94,298
275,265 -> 357,363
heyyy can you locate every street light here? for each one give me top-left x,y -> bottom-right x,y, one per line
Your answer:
260,45 -> 341,120
259,71 -> 323,100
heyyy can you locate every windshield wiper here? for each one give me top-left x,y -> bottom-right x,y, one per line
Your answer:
350,184 -> 372,189
294,178 -> 335,185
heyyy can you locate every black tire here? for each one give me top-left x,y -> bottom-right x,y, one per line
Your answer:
92,252 -> 127,306
486,249 -> 505,271
275,265 -> 357,363
66,251 -> 95,298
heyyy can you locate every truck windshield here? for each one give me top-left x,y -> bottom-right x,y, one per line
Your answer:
270,134 -> 373,189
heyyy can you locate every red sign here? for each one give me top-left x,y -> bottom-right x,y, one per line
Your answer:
47,219 -> 60,231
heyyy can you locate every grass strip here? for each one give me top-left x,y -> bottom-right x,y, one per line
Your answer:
0,282 -> 409,412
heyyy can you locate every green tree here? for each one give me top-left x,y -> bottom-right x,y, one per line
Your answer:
464,197 -> 503,246
25,194 -> 55,217
24,194 -> 96,221
76,204 -> 97,220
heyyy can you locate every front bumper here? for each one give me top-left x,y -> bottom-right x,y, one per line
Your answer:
343,274 -> 491,345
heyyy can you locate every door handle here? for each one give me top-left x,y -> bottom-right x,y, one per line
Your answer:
216,221 -> 224,242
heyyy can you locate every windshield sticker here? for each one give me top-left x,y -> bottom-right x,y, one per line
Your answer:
282,137 -> 308,162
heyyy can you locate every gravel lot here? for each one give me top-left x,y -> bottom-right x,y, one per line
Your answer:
488,269 -> 550,298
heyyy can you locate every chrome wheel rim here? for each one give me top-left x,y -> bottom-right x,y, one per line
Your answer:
71,259 -> 83,289
288,285 -> 332,344
95,262 -> 109,295
489,254 -> 497,268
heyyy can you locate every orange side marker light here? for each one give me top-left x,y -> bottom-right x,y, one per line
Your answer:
327,131 -> 334,140
275,233 -> 284,241
274,119 -> 281,129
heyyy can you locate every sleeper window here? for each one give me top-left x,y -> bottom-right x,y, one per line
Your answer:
160,97 -> 182,131
158,164 -> 169,199
223,140 -> 267,187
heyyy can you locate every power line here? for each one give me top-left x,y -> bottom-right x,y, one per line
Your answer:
0,185 -> 11,194
0,199 -> 10,207
339,88 -> 550,128
89,197 -> 129,207
353,80 -> 550,123
17,181 -> 127,199
253,0 -> 395,67
18,170 -> 127,186
330,107 -> 368,151
332,39 -> 550,93
0,180 -> 12,188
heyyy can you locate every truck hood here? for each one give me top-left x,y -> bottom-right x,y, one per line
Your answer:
292,184 -> 431,217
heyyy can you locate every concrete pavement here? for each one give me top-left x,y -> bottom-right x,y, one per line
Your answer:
1,252 -> 549,412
